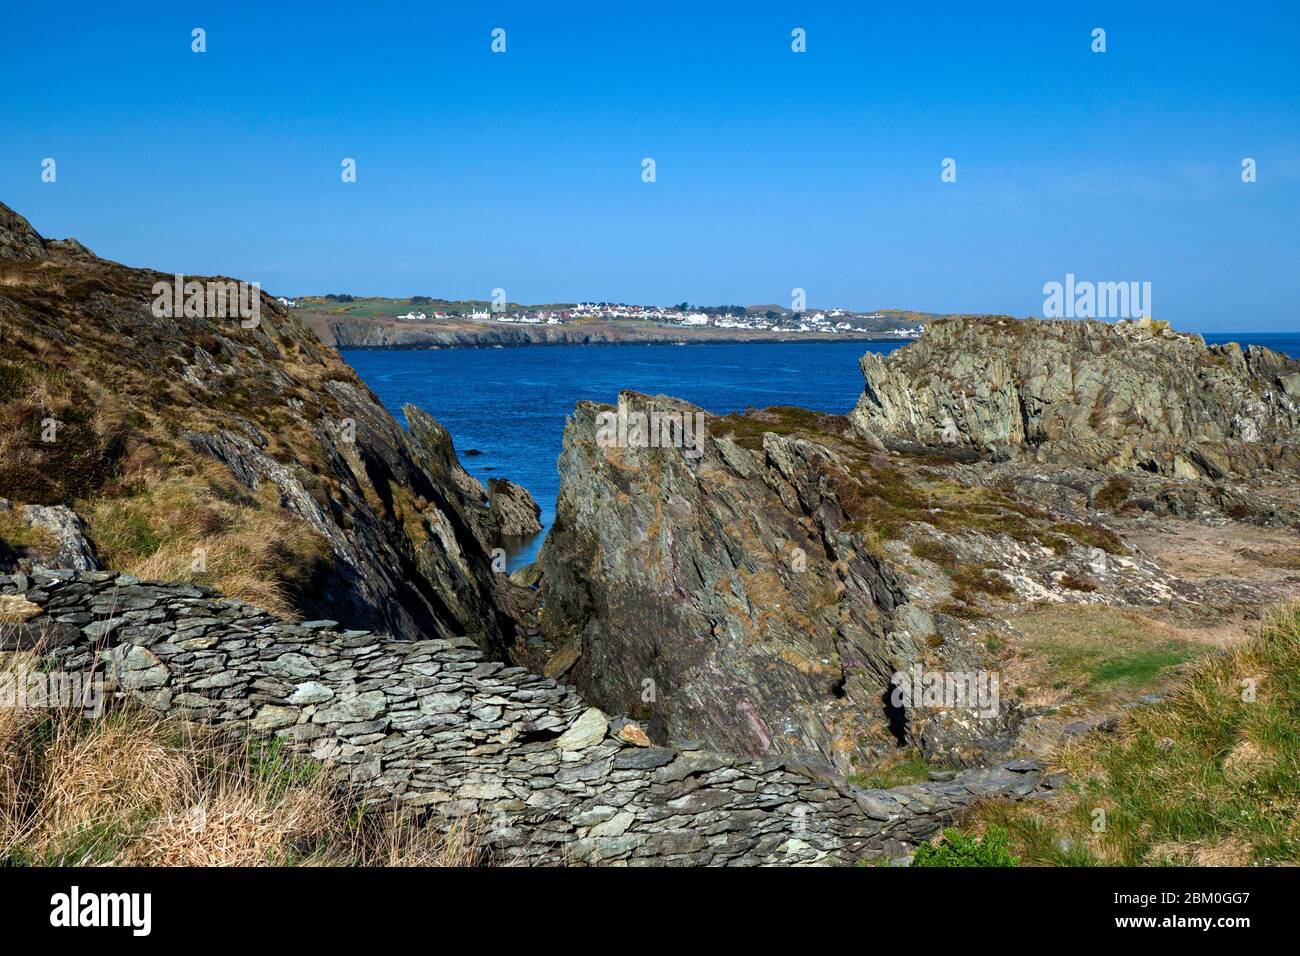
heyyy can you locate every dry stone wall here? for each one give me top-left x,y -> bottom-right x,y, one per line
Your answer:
1,570 -> 1054,865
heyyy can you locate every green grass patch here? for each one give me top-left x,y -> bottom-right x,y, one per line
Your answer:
968,606 -> 1300,866
1013,605 -> 1203,693
847,753 -> 932,790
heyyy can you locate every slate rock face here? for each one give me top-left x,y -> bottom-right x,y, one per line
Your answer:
539,391 -> 939,773
4,570 -> 1053,866
850,316 -> 1300,479
533,338 -> 1300,777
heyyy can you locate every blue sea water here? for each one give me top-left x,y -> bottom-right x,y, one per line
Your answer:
342,332 -> 1298,570
343,340 -> 897,569
1202,332 -> 1300,356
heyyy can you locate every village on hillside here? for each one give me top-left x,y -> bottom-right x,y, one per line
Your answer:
280,295 -> 927,338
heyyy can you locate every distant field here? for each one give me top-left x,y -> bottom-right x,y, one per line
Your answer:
298,296 -> 568,318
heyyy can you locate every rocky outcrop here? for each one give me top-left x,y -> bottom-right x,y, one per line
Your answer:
536,374 -> 1300,778
487,479 -> 542,537
0,201 -> 518,655
537,392 -> 1022,773
398,409 -> 542,542
851,316 -> 1300,479
0,204 -> 50,260
2,570 -> 1054,865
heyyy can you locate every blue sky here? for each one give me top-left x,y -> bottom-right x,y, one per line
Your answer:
3,1 -> 1298,330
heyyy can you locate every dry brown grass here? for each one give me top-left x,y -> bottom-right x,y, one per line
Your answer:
345,812 -> 486,867
82,468 -> 329,618
0,655 -> 44,849
0,670 -> 487,866
0,509 -> 55,550
119,785 -> 336,867
31,716 -> 194,860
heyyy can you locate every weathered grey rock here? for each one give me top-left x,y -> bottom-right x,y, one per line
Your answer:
251,705 -> 299,732
488,478 -> 543,537
851,316 -> 1300,478
556,707 -> 608,751
287,681 -> 334,705
20,504 -> 100,571
0,204 -> 48,260
538,391 -> 930,771
313,690 -> 387,724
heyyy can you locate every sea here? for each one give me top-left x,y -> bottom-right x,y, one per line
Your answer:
343,332 -> 1299,570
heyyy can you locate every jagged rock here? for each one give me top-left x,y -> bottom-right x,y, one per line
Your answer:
539,391 -> 940,771
403,406 -> 497,550
851,316 -> 1300,478
0,204 -> 47,260
537,352 -> 1298,773
488,478 -> 542,537
0,200 -> 526,657
42,238 -> 96,260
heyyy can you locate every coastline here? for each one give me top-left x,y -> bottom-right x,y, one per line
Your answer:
334,334 -> 911,351
307,314 -> 918,350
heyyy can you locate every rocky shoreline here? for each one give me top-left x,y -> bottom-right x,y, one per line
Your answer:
526,318 -> 1300,777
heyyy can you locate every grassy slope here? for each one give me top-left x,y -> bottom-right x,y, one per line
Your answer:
962,606 -> 1300,866
0,237 -> 375,614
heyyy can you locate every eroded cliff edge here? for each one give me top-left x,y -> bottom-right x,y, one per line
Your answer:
0,202 -> 524,655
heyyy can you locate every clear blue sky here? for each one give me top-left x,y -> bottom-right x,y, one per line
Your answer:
3,1 -> 1297,330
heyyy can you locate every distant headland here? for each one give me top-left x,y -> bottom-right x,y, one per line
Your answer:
290,295 -> 948,349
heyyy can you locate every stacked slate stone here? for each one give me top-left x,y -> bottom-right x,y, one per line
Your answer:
0,570 -> 1053,866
